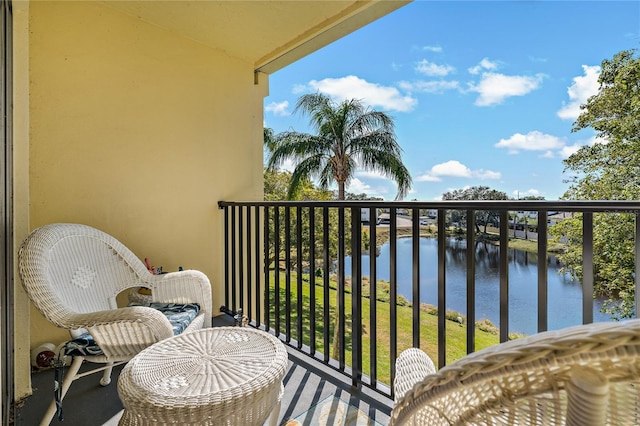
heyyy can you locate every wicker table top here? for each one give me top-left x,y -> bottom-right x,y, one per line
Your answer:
118,326 -> 288,424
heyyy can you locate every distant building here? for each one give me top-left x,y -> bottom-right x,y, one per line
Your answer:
548,211 -> 575,226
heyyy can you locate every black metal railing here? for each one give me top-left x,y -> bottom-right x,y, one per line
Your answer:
218,200 -> 640,399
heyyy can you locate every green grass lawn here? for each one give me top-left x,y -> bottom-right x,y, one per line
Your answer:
266,271 -> 499,386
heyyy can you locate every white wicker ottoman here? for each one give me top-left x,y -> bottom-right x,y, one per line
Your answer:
117,326 -> 288,426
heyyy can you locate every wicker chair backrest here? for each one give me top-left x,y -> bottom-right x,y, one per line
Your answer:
19,223 -> 150,328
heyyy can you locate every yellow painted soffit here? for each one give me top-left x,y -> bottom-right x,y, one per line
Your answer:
255,0 -> 412,74
100,1 -> 410,75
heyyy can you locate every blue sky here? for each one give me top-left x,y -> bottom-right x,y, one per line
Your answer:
264,1 -> 640,201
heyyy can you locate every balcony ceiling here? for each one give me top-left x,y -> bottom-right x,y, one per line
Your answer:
102,0 -> 410,74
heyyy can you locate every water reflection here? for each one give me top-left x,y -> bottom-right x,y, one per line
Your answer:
345,237 -> 613,335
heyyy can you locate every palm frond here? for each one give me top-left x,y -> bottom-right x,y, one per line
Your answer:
288,154 -> 327,199
272,92 -> 412,200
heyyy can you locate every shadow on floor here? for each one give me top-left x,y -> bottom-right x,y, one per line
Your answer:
14,362 -> 126,426
14,314 -> 393,425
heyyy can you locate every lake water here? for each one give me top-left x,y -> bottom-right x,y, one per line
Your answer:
344,237 -> 614,335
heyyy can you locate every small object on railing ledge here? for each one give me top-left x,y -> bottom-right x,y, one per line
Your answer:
220,306 -> 248,327
234,309 -> 248,327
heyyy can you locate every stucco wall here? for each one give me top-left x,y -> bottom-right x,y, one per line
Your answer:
26,1 -> 265,349
13,0 -> 32,402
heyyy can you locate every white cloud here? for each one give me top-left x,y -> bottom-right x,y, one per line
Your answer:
475,169 -> 502,179
308,75 -> 418,112
423,45 -> 443,52
468,58 -> 499,75
398,80 -> 460,94
469,73 -> 544,106
348,178 -> 391,199
415,60 -> 455,77
347,178 -> 373,194
417,173 -> 442,182
557,65 -> 600,120
528,56 -> 548,63
355,169 -> 387,180
431,160 -> 472,178
417,160 -> 501,181
559,144 -> 582,159
558,135 -> 607,159
292,84 -> 307,94
349,171 -> 403,199
265,101 -> 290,116
495,131 -> 565,154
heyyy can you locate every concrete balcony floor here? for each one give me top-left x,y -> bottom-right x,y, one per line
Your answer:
14,315 -> 393,425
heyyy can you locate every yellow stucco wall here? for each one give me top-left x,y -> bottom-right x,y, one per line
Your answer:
26,1 -> 266,350
13,0 -> 32,401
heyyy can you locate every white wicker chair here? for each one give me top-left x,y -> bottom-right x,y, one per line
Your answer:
18,223 -> 213,426
391,319 -> 640,425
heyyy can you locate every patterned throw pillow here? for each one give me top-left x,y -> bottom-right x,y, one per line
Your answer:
140,302 -> 201,336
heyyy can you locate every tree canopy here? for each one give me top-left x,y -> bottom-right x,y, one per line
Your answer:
563,49 -> 640,200
266,93 -> 412,200
442,186 -> 510,233
552,49 -> 640,318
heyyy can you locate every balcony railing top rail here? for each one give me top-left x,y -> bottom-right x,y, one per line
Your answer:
220,199 -> 640,212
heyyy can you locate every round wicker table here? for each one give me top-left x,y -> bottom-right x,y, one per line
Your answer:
117,326 -> 288,426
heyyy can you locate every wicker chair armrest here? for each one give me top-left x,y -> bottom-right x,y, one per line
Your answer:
66,306 -> 175,359
147,270 -> 212,327
394,348 -> 437,403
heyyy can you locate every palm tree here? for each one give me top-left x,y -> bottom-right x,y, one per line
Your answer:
266,93 -> 412,200
263,127 -> 277,154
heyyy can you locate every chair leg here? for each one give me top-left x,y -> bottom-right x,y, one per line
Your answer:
100,362 -> 114,386
40,356 -> 84,426
268,400 -> 282,426
268,382 -> 284,426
